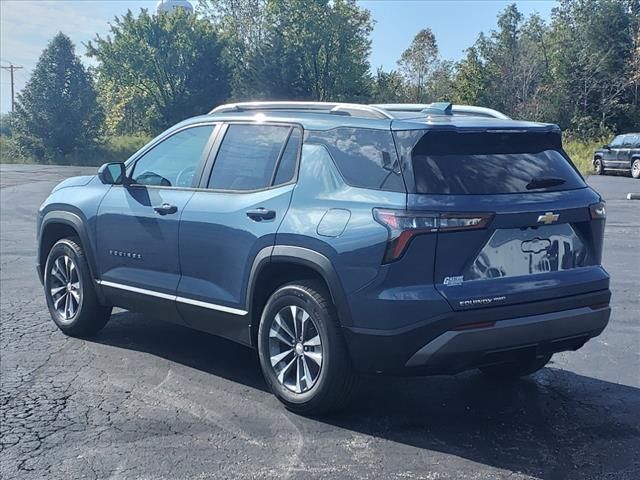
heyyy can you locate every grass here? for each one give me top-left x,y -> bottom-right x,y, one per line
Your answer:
563,137 -> 606,176
0,134 -> 151,166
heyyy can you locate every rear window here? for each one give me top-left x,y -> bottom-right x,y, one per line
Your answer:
394,130 -> 586,195
623,134 -> 639,147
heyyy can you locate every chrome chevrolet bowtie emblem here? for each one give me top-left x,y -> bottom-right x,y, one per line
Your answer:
537,212 -> 559,224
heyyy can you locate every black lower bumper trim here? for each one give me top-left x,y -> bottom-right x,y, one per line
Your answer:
342,289 -> 611,375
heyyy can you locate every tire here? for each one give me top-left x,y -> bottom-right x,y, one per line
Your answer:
593,158 -> 605,175
632,158 -> 640,179
257,280 -> 356,415
44,237 -> 112,337
479,353 -> 553,380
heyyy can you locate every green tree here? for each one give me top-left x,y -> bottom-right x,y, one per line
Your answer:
370,68 -> 406,103
452,47 -> 487,105
199,0 -> 373,101
474,4 -> 524,115
428,60 -> 455,102
546,0 -> 637,134
262,0 -> 373,101
87,8 -> 230,133
398,29 -> 439,103
197,0 -> 266,97
13,33 -> 101,160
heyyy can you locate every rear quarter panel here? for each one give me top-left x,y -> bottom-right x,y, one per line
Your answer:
276,143 -> 404,317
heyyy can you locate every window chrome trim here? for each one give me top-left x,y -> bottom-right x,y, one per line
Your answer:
96,280 -> 248,316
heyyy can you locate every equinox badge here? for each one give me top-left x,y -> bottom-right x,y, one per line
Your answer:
537,212 -> 559,224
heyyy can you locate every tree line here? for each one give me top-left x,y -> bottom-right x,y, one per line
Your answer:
2,0 -> 639,164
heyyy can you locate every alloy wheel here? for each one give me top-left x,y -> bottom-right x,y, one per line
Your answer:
268,305 -> 323,394
632,159 -> 640,178
49,255 -> 82,324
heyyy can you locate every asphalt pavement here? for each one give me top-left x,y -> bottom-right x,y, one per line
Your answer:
1,164 -> 639,480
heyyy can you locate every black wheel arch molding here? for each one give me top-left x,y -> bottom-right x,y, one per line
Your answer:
37,209 -> 103,300
246,245 -> 352,344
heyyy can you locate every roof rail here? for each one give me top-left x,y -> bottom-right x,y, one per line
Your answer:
372,103 -> 510,120
209,101 -> 393,119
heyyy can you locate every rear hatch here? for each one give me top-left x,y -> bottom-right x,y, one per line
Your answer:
393,127 -> 608,311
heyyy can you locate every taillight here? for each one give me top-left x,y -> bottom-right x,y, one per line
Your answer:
373,209 -> 493,263
589,202 -> 606,220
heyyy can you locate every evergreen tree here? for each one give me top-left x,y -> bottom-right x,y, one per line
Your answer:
13,33 -> 101,160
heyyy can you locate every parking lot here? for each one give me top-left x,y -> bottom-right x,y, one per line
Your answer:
1,164 -> 638,480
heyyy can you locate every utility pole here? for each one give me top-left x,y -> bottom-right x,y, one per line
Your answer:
1,64 -> 24,113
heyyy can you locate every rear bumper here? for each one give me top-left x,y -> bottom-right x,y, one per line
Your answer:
405,305 -> 609,372
343,289 -> 611,375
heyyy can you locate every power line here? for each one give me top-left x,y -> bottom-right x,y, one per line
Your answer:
0,63 -> 23,113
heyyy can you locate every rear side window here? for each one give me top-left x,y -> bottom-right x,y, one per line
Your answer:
610,135 -> 625,147
208,124 -> 300,191
273,128 -> 301,185
623,135 -> 639,147
394,130 -> 586,195
304,128 -> 405,192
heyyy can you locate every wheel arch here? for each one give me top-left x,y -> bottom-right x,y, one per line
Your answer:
38,211 -> 99,286
247,246 -> 352,348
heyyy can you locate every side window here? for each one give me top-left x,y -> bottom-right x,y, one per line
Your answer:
273,128 -> 302,186
610,135 -> 625,147
622,135 -> 637,147
208,124 -> 294,191
132,125 -> 214,187
304,128 -> 405,192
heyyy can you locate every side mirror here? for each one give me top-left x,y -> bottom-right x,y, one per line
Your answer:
603,144 -> 611,150
98,162 -> 127,185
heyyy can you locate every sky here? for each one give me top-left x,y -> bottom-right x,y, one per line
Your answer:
0,0 -> 557,114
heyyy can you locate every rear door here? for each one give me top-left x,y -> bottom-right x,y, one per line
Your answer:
619,134 -> 635,168
177,122 -> 301,344
607,135 -> 626,169
394,129 -> 608,312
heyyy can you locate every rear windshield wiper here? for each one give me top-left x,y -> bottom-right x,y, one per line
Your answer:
526,176 -> 566,190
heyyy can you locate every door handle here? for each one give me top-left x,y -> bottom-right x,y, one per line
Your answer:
153,203 -> 178,215
246,208 -> 276,221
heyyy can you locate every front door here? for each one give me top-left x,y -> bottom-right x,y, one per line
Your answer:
177,123 -> 302,343
96,124 -> 217,320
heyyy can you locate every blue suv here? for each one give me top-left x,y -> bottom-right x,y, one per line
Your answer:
37,102 -> 611,414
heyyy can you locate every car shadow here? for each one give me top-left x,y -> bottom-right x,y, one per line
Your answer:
92,311 -> 640,479
95,310 -> 268,392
